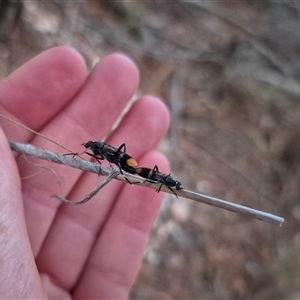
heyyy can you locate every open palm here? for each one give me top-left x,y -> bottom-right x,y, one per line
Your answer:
0,47 -> 170,299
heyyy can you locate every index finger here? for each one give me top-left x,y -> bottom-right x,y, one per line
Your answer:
0,46 -> 87,141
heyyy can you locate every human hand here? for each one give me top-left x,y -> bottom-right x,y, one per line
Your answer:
0,46 -> 170,299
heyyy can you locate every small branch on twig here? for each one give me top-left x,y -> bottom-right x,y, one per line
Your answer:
9,140 -> 285,226
52,168 -> 121,205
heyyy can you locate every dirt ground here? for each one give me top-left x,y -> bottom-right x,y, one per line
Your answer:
1,1 -> 300,299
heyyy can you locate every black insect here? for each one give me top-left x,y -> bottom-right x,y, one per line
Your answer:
82,141 -> 138,182
135,165 -> 183,197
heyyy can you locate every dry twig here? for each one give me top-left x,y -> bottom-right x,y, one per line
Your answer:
9,140 -> 284,226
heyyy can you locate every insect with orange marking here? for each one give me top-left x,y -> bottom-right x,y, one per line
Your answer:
82,140 -> 138,183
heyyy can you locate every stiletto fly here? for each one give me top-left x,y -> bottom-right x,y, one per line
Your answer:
82,141 -> 138,182
135,165 -> 183,197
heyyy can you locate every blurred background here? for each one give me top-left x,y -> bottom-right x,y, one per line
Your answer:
1,0 -> 300,298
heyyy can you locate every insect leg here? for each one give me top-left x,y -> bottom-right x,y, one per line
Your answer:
156,182 -> 163,193
84,152 -> 105,175
153,165 -> 159,172
117,143 -> 126,153
85,152 -> 104,164
116,162 -> 136,184
167,186 -> 178,198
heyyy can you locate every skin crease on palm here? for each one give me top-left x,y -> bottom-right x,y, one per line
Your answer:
0,46 -> 171,299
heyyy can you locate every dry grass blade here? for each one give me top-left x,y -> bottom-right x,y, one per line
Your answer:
0,113 -> 75,153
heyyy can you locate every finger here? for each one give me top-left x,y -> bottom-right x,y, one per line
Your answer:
74,152 -> 169,299
0,127 -> 45,298
40,274 -> 71,299
35,97 -> 170,290
0,46 -> 87,141
21,54 -> 139,255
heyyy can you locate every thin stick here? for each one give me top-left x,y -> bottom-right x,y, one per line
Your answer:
9,140 -> 285,226
9,140 -> 104,176
173,189 -> 284,226
52,168 -> 121,205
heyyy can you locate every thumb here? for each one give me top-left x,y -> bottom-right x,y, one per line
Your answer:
0,128 -> 45,298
